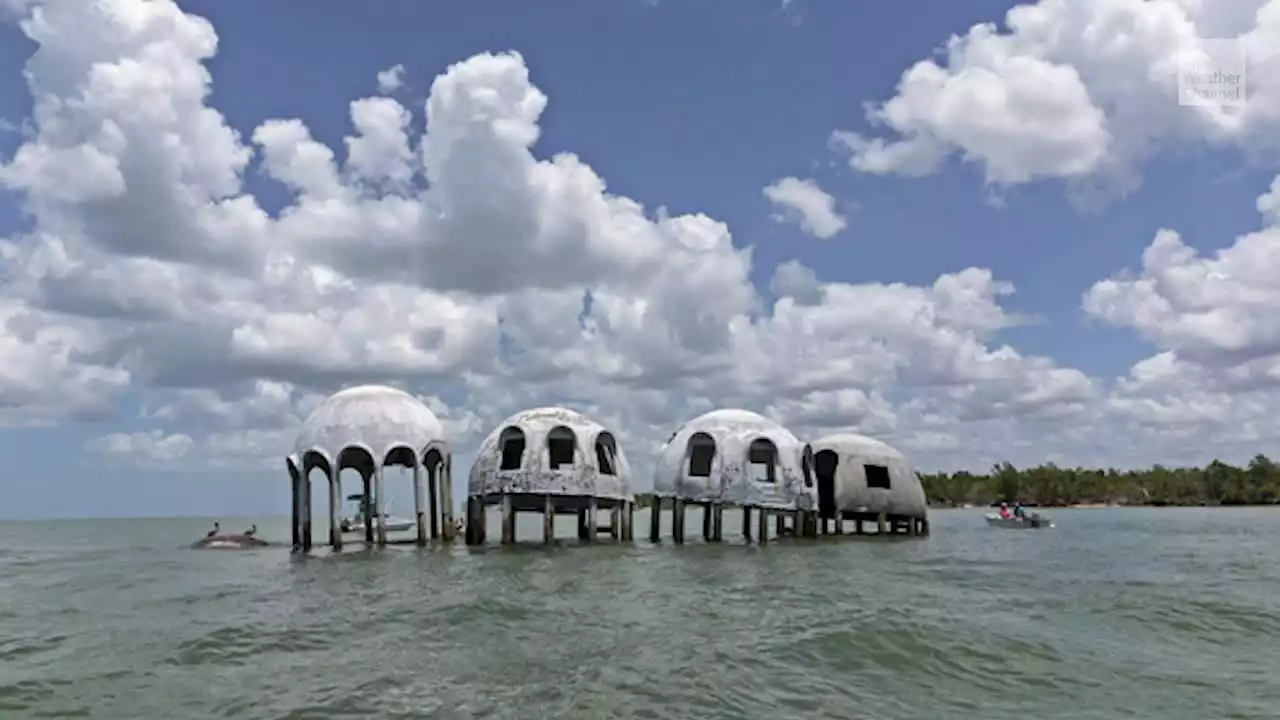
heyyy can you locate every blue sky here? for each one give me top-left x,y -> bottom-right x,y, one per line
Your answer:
0,0 -> 1275,520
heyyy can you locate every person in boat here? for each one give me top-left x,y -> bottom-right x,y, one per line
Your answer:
243,524 -> 257,537
206,521 -> 221,538
998,502 -> 1012,520
1012,503 -> 1026,520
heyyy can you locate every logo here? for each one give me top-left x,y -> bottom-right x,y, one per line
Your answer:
1178,38 -> 1247,109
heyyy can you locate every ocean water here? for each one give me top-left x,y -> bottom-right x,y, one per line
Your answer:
0,507 -> 1277,719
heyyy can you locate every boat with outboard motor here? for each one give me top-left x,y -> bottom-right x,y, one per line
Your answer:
340,493 -> 415,534
985,511 -> 1054,529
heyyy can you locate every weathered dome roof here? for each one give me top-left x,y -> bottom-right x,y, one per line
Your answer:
674,408 -> 790,437
293,384 -> 445,461
810,432 -> 927,519
810,433 -> 906,460
469,406 -> 633,500
653,408 -> 812,507
486,406 -> 606,437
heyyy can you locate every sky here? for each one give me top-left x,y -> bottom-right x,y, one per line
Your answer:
0,0 -> 1277,520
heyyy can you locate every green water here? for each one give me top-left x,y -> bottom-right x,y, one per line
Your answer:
0,507 -> 1277,719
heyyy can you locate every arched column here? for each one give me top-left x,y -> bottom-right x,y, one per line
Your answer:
440,455 -> 455,542
373,463 -> 388,546
413,457 -> 427,546
289,461 -> 301,551
301,471 -> 313,552
428,461 -> 440,539
362,473 -> 375,544
329,463 -> 342,550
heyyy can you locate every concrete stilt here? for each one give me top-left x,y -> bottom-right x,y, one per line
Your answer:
501,494 -> 516,544
290,470 -> 301,552
301,476 -> 313,552
428,465 -> 440,540
329,469 -> 342,550
373,465 -> 388,546
543,494 -> 555,544
413,460 -> 427,546
440,458 -> 455,542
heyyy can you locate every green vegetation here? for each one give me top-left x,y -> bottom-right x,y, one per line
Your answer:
921,456 -> 1280,507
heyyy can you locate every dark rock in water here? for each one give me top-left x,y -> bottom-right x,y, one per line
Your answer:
191,534 -> 271,549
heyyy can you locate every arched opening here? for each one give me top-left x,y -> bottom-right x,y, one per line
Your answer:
336,446 -> 376,542
547,426 -> 577,470
747,438 -> 778,483
595,432 -> 618,475
686,432 -> 715,477
802,444 -> 814,488
814,449 -> 839,519
424,447 -> 445,540
498,426 -> 526,471
378,445 -> 418,535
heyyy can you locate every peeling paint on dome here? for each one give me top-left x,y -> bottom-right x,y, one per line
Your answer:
468,406 -> 633,500
810,433 -> 928,519
292,384 -> 448,467
653,409 -> 815,510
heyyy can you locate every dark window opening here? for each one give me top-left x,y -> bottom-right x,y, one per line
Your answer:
498,428 -> 525,471
595,433 -> 617,476
548,427 -> 576,469
802,444 -> 814,487
865,463 -> 891,489
748,439 -> 778,483
687,432 -> 715,477
595,444 -> 615,475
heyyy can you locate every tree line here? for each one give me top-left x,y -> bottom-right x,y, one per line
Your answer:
920,456 -> 1280,507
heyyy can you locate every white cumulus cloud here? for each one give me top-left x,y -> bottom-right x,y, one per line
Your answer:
763,176 -> 848,239
0,0 -> 1269,484
376,63 -> 405,94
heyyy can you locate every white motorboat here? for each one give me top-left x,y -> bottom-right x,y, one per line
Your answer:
341,493 -> 415,534
343,515 -> 415,534
985,512 -> 1053,529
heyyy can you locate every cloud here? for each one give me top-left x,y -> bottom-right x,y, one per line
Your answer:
0,0 -> 1267,485
762,176 -> 848,239
1082,175 -> 1280,453
833,0 -> 1280,194
376,63 -> 405,94
88,430 -> 194,466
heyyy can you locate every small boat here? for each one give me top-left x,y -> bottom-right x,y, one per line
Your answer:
340,493 -> 415,534
191,533 -> 271,549
343,515 -> 416,534
985,512 -> 1053,529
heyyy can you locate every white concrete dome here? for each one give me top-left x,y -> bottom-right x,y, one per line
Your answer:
469,406 -> 633,500
292,384 -> 447,469
653,408 -> 815,509
809,433 -> 928,519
